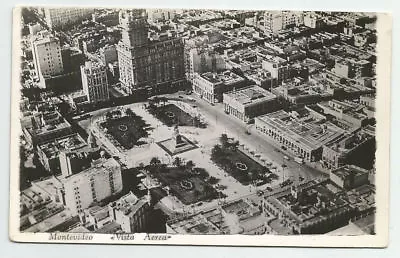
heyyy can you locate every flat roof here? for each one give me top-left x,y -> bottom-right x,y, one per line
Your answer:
257,109 -> 345,151
224,85 -> 276,106
199,71 -> 244,85
38,133 -> 87,159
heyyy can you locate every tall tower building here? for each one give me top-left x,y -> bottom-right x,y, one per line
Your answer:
117,9 -> 186,95
80,61 -> 109,103
31,31 -> 64,83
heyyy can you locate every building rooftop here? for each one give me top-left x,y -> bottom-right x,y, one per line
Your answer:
26,111 -> 71,137
37,133 -> 87,160
110,191 -> 148,218
199,71 -> 245,85
331,165 -> 370,181
266,180 -> 351,230
224,85 -> 277,106
257,109 -> 345,150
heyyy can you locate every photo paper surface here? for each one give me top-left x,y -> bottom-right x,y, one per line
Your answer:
9,6 -> 391,247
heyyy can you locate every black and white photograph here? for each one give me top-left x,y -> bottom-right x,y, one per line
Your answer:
9,6 -> 391,247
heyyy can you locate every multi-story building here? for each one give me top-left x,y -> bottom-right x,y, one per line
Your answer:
108,191 -> 150,233
31,31 -> 64,85
192,71 -> 247,104
264,180 -> 355,234
223,85 -> 278,123
303,12 -> 324,29
99,44 -> 118,65
80,61 -> 110,103
255,109 -> 345,162
317,100 -> 370,128
187,48 -> 226,82
261,55 -> 290,85
330,165 -> 370,190
36,133 -> 88,174
322,126 -> 375,170
264,11 -> 304,35
22,111 -> 73,146
44,8 -> 94,30
117,9 -> 186,95
62,157 -> 123,214
147,9 -> 177,23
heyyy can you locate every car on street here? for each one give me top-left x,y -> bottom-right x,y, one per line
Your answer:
284,155 -> 290,161
178,95 -> 184,99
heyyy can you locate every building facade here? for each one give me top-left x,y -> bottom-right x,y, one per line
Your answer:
223,85 -> 278,122
261,56 -> 290,85
81,61 -> 110,103
264,11 -> 304,35
108,192 -> 150,233
62,158 -> 123,214
192,71 -> 246,104
44,8 -> 94,30
31,32 -> 64,84
117,9 -> 186,95
255,109 -> 344,162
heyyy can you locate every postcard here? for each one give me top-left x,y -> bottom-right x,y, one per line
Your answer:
9,6 -> 391,247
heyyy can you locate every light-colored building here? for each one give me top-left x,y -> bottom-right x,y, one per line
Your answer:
117,9 -> 185,94
192,71 -> 246,104
109,191 -> 150,233
147,9 -> 177,22
31,31 -> 64,84
264,11 -> 304,35
261,55 -> 290,85
223,85 -> 278,122
81,61 -> 110,103
303,12 -> 323,29
330,165 -> 370,189
44,8 -> 94,30
255,109 -> 345,162
62,157 -> 123,214
317,100 -> 369,128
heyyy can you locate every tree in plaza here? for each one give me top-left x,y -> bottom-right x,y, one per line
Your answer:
211,145 -> 223,161
138,162 -> 145,169
185,160 -> 195,171
150,157 -> 161,167
105,111 -> 112,120
173,157 -> 183,167
125,108 -> 134,117
220,133 -> 229,148
159,96 -> 167,106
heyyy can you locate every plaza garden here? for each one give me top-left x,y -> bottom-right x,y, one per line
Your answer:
100,109 -> 152,149
147,101 -> 206,128
211,134 -> 279,186
145,157 -> 222,205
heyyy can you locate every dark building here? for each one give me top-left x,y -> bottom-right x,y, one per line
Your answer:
117,9 -> 186,95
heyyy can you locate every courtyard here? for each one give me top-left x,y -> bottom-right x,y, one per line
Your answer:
146,158 -> 220,205
100,111 -> 151,150
147,103 -> 206,128
211,134 -> 278,186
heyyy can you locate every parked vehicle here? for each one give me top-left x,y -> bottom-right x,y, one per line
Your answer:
283,155 -> 290,161
294,156 -> 304,164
